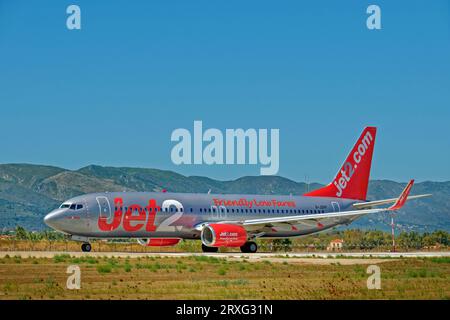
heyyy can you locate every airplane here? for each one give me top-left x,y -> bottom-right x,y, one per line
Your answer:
43,127 -> 431,253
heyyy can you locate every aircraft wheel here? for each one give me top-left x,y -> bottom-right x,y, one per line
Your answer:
202,244 -> 218,253
81,243 -> 92,252
240,241 -> 258,253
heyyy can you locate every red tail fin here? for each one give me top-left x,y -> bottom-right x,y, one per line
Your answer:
304,127 -> 377,200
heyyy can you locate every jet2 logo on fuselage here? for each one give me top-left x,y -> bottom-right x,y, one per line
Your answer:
98,198 -> 183,232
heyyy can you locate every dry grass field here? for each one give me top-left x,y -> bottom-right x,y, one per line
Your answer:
0,254 -> 448,300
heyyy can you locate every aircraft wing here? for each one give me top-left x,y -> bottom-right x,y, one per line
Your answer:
216,180 -> 423,232
239,208 -> 385,228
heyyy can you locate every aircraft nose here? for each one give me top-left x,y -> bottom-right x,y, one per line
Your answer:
44,210 -> 63,229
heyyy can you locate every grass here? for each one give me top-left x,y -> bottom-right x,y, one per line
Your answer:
429,257 -> 450,264
53,254 -> 71,263
217,268 -> 227,276
405,268 -> 442,278
124,264 -> 132,273
96,265 -> 112,274
0,256 -> 448,299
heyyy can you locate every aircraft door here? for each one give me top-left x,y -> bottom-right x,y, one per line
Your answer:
331,201 -> 341,212
96,196 -> 112,220
84,198 -> 91,229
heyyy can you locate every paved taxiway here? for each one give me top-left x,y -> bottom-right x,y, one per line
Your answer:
1,251 -> 448,266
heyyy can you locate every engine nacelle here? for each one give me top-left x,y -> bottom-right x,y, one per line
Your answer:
201,224 -> 247,247
137,238 -> 181,246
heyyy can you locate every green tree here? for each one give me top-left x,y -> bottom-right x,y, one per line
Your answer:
398,231 -> 423,249
429,230 -> 449,246
15,226 -> 28,240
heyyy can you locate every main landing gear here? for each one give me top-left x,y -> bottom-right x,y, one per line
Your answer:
201,244 -> 219,253
240,241 -> 258,253
81,243 -> 92,252
201,242 -> 258,253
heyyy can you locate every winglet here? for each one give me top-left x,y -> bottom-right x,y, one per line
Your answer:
388,180 -> 414,211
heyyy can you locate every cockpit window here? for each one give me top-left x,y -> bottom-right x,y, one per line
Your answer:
60,203 -> 83,210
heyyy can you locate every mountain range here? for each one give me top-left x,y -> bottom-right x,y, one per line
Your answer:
0,164 -> 448,232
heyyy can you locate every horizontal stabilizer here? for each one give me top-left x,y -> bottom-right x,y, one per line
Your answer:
353,194 -> 431,210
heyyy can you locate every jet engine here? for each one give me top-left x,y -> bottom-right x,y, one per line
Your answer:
137,238 -> 181,246
201,224 -> 247,247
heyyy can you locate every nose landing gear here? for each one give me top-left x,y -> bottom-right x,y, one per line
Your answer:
81,243 -> 92,252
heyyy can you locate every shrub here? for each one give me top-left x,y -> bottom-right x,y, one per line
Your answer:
97,265 -> 112,274
124,264 -> 132,272
217,268 -> 227,276
53,254 -> 70,263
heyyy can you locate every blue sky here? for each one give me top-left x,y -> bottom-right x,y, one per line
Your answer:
0,0 -> 449,183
